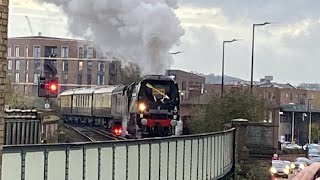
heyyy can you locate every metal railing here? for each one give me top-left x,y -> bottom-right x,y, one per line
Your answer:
2,128 -> 235,180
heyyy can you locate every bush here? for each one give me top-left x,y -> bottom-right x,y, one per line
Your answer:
188,90 -> 272,134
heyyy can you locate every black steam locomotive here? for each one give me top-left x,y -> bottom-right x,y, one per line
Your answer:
60,75 -> 180,138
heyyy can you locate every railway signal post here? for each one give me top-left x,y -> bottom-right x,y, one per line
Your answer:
38,61 -> 59,109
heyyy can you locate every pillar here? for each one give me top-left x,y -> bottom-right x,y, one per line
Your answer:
0,0 -> 8,178
231,118 -> 249,164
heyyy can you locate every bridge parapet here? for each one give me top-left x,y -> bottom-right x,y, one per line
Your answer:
1,128 -> 235,180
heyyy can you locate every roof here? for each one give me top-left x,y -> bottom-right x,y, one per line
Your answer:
43,115 -> 59,123
258,82 -> 296,89
181,93 -> 212,105
281,104 -> 320,113
73,87 -> 97,95
9,36 -> 85,42
59,89 -> 75,96
112,85 -> 126,93
142,75 -> 174,81
94,86 -> 119,94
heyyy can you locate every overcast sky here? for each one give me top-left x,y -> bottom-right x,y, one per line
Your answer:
8,0 -> 320,85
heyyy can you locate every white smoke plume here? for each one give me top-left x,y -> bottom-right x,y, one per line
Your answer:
37,0 -> 185,75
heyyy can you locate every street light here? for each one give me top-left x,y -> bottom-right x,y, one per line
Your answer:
308,98 -> 314,144
168,51 -> 183,76
221,39 -> 239,98
250,22 -> 272,93
170,51 -> 182,55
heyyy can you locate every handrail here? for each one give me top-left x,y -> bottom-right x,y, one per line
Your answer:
3,128 -> 235,151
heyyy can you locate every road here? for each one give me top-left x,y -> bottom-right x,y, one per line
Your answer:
271,171 -> 296,180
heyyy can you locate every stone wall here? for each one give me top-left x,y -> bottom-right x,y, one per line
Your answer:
245,122 -> 278,157
0,0 -> 8,178
232,119 -> 278,163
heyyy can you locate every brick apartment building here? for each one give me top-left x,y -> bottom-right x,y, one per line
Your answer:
7,36 -> 121,96
166,69 -> 205,100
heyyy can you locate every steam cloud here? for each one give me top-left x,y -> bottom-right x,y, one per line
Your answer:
37,0 -> 185,75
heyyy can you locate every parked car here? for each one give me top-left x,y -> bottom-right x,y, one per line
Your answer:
307,157 -> 320,166
292,157 -> 308,175
308,145 -> 320,158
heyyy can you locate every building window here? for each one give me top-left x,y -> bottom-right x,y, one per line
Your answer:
33,46 -> 41,58
15,60 -> 20,71
77,74 -> 82,84
25,46 -> 28,57
34,60 -> 41,71
78,47 -> 83,58
7,72 -> 12,79
63,60 -> 69,71
62,73 -> 68,83
61,47 -> 69,58
7,60 -> 12,70
15,46 -> 19,57
87,47 -> 94,59
15,72 -> 19,83
98,61 -> 105,72
60,86 -> 67,92
34,73 -> 40,84
97,74 -> 104,85
78,61 -> 83,71
24,86 -> 27,95
181,81 -> 186,90
87,74 -> 92,85
87,61 -> 92,72
7,46 -> 11,57
26,60 -> 29,71
25,73 -> 29,83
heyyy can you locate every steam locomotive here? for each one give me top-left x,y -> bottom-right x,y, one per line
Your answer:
60,75 -> 180,138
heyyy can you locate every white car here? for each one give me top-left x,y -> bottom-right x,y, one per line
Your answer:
270,160 -> 294,178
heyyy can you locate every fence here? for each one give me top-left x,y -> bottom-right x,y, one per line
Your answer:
2,128 -> 235,180
4,109 -> 41,145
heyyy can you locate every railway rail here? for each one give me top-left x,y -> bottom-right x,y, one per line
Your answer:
64,124 -> 121,142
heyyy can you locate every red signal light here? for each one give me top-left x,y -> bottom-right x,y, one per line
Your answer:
49,83 -> 58,91
112,127 -> 122,136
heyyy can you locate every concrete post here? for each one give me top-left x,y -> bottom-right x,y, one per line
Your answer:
0,0 -> 8,178
231,118 -> 249,164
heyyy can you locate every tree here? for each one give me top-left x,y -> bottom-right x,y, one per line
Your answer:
4,77 -> 52,109
188,89 -> 272,133
118,62 -> 142,85
4,77 -> 33,109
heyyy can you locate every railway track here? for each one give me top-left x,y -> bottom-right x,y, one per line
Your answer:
64,124 -> 120,142
87,127 -> 127,141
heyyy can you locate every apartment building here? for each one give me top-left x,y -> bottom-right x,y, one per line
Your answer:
7,36 -> 121,96
166,69 -> 205,100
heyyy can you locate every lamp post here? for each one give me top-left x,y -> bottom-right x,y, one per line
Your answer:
308,98 -> 314,144
170,51 -> 182,55
250,22 -> 271,93
221,39 -> 239,98
168,51 -> 183,78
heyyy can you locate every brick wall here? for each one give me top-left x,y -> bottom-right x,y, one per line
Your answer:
166,69 -> 205,100
0,0 -> 8,178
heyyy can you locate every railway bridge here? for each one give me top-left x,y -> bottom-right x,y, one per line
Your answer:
1,128 -> 235,180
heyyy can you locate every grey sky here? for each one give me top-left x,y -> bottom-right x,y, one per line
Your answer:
8,0 -> 320,85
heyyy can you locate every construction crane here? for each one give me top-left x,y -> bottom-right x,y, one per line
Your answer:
25,16 -> 34,36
